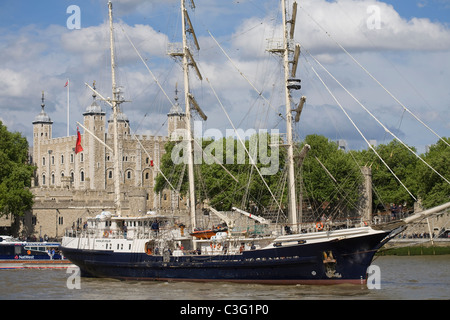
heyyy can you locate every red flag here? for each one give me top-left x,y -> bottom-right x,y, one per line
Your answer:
150,160 -> 154,167
64,80 -> 69,87
75,127 -> 83,154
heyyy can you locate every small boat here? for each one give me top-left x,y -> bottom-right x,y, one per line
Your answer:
0,235 -> 71,268
190,225 -> 228,239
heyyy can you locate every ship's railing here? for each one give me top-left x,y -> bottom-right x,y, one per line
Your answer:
64,225 -> 184,240
279,216 -> 387,235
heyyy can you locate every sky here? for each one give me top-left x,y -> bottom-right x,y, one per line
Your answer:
0,0 -> 449,154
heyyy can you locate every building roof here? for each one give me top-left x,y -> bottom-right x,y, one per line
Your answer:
107,109 -> 129,123
168,85 -> 185,117
83,100 -> 105,116
168,102 -> 185,116
33,109 -> 53,124
32,92 -> 53,124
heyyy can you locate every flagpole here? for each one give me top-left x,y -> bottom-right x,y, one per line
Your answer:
67,79 -> 70,137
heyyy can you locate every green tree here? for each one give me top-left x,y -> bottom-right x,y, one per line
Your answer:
416,138 -> 450,208
155,133 -> 285,212
0,121 -> 35,218
354,140 -> 419,209
300,134 -> 362,216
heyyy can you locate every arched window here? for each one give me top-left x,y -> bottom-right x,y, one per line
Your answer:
127,171 -> 131,179
80,171 -> 84,182
42,174 -> 46,185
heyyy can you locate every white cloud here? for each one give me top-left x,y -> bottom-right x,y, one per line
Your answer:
0,68 -> 34,98
295,0 -> 450,53
0,0 -> 448,154
60,21 -> 169,68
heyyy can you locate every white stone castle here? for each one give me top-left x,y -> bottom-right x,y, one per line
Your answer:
13,86 -> 189,239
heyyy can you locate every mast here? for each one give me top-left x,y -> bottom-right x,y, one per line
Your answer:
282,0 -> 298,232
167,0 -> 206,238
181,0 -> 197,234
108,1 -> 122,217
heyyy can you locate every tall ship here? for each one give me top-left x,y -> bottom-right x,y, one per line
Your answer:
60,0 -> 450,284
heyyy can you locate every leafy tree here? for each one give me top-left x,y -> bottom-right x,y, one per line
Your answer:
353,140 -> 419,209
155,133 -> 285,212
299,134 -> 362,217
416,138 -> 450,208
155,133 -> 449,219
0,121 -> 34,218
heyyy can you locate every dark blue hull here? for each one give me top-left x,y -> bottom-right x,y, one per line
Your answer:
62,231 -> 391,284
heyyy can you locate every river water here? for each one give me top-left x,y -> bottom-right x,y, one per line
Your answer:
0,256 -> 448,300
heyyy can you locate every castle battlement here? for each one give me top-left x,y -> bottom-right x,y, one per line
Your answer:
40,135 -> 77,146
116,134 -> 169,142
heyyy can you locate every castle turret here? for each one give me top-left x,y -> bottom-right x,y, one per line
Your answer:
83,82 -> 106,190
32,91 -> 53,186
33,91 -> 53,137
107,109 -> 129,136
167,85 -> 186,140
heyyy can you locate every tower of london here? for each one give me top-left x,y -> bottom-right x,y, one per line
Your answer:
22,86 -> 187,240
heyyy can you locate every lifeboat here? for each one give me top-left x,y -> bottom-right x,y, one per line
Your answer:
190,225 -> 228,239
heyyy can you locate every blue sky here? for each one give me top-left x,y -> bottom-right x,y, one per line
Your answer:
0,0 -> 449,155
388,0 -> 450,22
2,1 -> 449,31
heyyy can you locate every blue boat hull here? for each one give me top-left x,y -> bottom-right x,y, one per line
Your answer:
62,231 -> 391,284
0,242 -> 64,261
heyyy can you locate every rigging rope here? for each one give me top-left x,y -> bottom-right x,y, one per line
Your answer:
208,30 -> 285,121
309,65 -> 417,201
299,4 -> 450,149
206,77 -> 283,212
120,24 -> 176,109
306,50 -> 450,184
122,24 -> 241,188
306,50 -> 450,186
